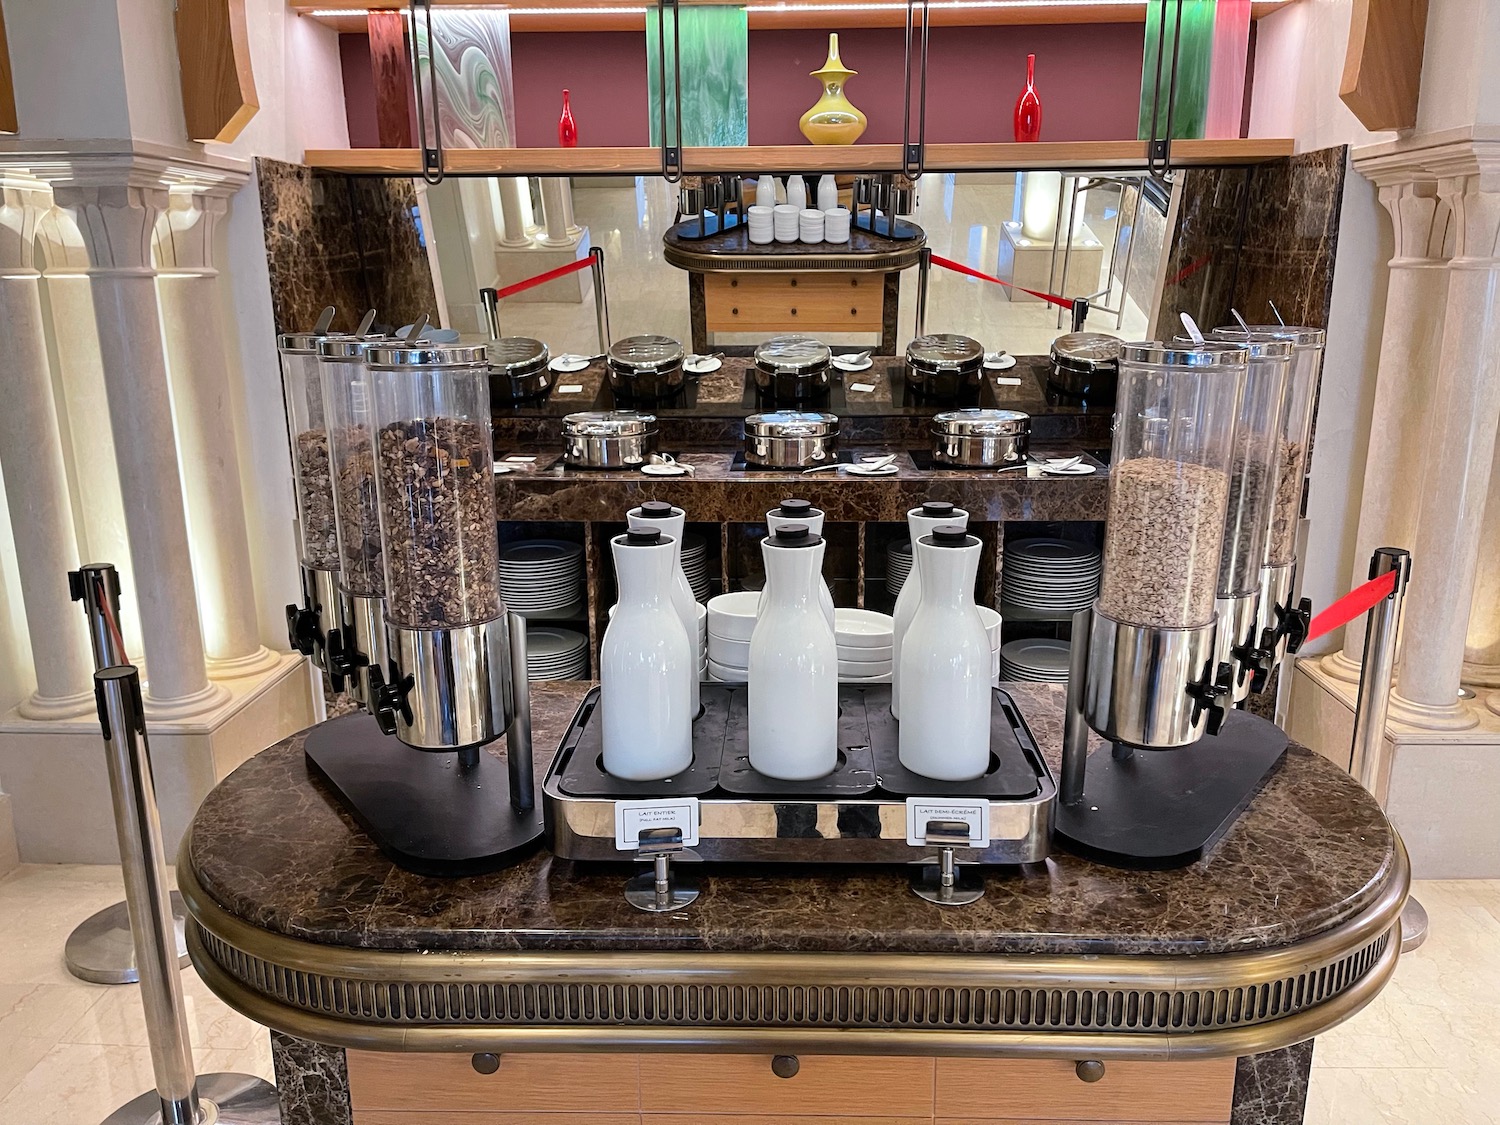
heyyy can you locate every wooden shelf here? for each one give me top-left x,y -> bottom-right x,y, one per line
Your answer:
306,138 -> 1295,177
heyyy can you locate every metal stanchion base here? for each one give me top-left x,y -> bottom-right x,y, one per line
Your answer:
910,864 -> 985,907
101,1072 -> 279,1125
624,870 -> 699,912
1400,897 -> 1430,953
65,893 -> 190,985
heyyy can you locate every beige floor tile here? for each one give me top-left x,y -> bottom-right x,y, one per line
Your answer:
0,1041 -> 161,1125
0,982 -> 105,1046
0,1038 -> 57,1104
60,971 -> 263,1052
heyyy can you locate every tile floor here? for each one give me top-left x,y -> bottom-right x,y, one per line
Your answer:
0,865 -> 1487,1124
479,173 -> 1151,358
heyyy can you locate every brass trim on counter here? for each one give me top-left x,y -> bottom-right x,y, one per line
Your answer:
662,243 -> 927,274
180,838 -> 1408,1059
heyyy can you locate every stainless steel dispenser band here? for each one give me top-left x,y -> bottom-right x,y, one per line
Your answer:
338,589 -> 390,707
1083,610 -> 1218,748
1214,592 -> 1262,705
386,616 -> 515,749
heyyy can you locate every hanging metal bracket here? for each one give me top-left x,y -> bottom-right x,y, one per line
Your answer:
657,0 -> 684,183
900,0 -> 931,176
1145,0 -> 1185,181
409,0 -> 444,184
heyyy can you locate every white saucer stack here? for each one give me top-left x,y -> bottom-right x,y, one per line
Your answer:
999,637 -> 1072,683
498,539 -> 585,619
799,208 -> 825,244
824,207 -> 851,244
773,204 -> 800,244
835,608 -> 893,682
681,532 -> 711,602
524,626 -> 589,680
747,204 -> 773,245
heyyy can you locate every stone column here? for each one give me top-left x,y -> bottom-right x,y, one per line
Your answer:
1321,178 -> 1452,683
496,177 -> 531,247
156,188 -> 279,678
556,177 -> 581,237
537,178 -> 572,247
0,174 -> 94,718
1389,172 -> 1500,730
51,183 -> 227,718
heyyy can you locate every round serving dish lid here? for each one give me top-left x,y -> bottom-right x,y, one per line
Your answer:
754,334 -> 833,374
563,410 -> 658,437
907,333 -> 985,372
607,334 -> 685,374
1051,332 -> 1122,372
364,342 -> 490,369
488,336 -> 551,375
744,410 -> 839,438
1119,340 -> 1249,368
931,408 -> 1031,436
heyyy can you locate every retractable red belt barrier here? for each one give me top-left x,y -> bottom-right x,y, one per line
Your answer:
1306,569 -> 1398,645
928,253 -> 1075,311
493,256 -> 593,300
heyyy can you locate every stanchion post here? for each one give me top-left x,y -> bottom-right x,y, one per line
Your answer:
590,246 -> 611,353
69,563 -> 128,668
1347,547 -> 1427,952
506,611 -> 535,812
480,287 -> 501,340
95,667 -> 200,1125
1060,606 -> 1092,805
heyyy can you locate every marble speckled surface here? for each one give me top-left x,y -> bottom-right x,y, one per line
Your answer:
269,1032 -> 352,1125
1232,1041 -> 1314,1125
186,681 -> 1397,958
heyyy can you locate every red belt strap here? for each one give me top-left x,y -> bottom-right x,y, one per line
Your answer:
1305,569 -> 1398,645
928,253 -> 1075,310
493,256 -> 593,300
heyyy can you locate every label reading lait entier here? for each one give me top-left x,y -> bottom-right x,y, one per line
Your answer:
904,798 -> 991,848
614,797 -> 701,850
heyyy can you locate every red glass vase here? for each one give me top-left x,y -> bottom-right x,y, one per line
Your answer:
1013,54 -> 1042,143
558,89 -> 578,148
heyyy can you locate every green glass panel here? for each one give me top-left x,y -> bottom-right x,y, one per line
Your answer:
1138,0 -> 1215,141
646,6 -> 749,147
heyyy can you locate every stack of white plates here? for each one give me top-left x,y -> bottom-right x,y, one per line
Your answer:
773,204 -> 800,243
1001,538 -> 1101,615
681,533 -> 711,603
499,539 -> 585,619
885,540 -> 913,597
999,637 -> 1071,683
799,207 -> 825,243
706,592 -> 757,681
747,204 -> 774,245
525,626 -> 589,680
836,608 -> 893,682
824,207 -> 851,243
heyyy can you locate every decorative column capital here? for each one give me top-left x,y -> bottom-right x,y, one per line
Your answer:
1375,181 -> 1452,263
157,192 -> 230,275
0,171 -> 52,273
1436,173 -> 1500,265
49,184 -> 167,275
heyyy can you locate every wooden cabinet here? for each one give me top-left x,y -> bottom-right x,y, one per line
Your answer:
703,272 -> 886,338
346,1051 -> 1236,1125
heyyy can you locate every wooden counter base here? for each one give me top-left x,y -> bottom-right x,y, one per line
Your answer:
346,1051 -> 1238,1124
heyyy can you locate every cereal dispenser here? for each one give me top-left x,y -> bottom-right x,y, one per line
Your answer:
317,332 -> 391,706
278,312 -> 345,672
1055,341 -> 1291,868
1212,326 -> 1324,680
300,330 -> 543,874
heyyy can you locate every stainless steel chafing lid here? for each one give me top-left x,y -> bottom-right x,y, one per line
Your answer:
1050,332 -> 1122,372
562,410 -> 658,437
606,334 -> 684,374
754,334 -> 833,374
1119,340 -> 1249,367
906,333 -> 985,372
279,331 -> 347,354
744,410 -> 839,438
316,335 -> 391,361
363,342 -> 490,369
488,336 -> 551,376
931,408 -> 1031,436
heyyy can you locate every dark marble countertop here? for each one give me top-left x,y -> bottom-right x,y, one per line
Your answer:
186,681 -> 1397,959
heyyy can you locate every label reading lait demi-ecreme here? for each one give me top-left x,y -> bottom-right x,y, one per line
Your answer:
614,797 -> 701,850
903,798 -> 991,848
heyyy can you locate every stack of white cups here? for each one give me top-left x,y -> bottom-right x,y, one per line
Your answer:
799,208 -> 825,244
824,207 -> 851,244
747,204 -> 774,245
773,204 -> 801,243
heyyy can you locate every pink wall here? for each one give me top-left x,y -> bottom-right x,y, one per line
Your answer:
341,24 -> 1144,151
512,32 -> 650,148
340,34 -> 380,148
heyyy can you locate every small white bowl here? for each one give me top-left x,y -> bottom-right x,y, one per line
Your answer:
977,606 -> 1003,646
707,591 -> 760,641
708,658 -> 748,683
839,657 -> 892,679
839,644 -> 892,663
708,634 -> 752,667
834,608 -> 895,648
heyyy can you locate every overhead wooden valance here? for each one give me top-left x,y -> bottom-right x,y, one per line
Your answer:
1340,0 -> 1428,132
0,4 -> 17,135
176,0 -> 260,143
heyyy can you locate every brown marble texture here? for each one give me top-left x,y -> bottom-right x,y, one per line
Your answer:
494,445 -> 1109,525
1231,1041 -> 1314,1125
186,680 -> 1397,958
270,1031 -> 353,1125
256,157 -> 437,335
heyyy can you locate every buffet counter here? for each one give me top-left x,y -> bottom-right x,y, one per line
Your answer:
180,681 -> 1405,1125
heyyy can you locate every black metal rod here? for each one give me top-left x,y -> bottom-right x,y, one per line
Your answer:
506,612 -> 536,812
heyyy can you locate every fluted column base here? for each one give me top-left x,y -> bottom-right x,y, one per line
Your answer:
207,645 -> 284,679
1462,660 -> 1500,688
1488,691 -> 1500,717
1387,690 -> 1478,731
1319,650 -> 1364,685
142,679 -> 231,721
15,688 -> 97,721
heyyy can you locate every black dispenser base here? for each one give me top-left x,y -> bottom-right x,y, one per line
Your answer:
1052,711 -> 1288,870
304,713 -> 544,877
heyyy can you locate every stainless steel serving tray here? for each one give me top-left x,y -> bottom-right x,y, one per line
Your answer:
543,684 -> 1054,865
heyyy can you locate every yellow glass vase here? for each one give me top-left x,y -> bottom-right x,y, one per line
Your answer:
798,33 -> 867,145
